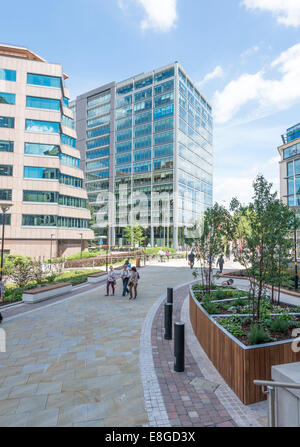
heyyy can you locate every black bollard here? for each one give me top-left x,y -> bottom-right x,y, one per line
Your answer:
174,322 -> 185,372
164,303 -> 173,340
167,287 -> 173,304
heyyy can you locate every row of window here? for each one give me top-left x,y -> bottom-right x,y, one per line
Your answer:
22,214 -> 90,228
115,130 -> 173,153
116,144 -> 173,165
283,143 -> 300,160
116,67 -> 174,95
21,190 -> 87,208
17,166 -> 83,187
115,157 -> 173,176
178,68 -> 212,113
116,117 -> 173,142
116,80 -> 174,109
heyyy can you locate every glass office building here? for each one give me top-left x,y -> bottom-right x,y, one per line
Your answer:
73,63 -> 213,248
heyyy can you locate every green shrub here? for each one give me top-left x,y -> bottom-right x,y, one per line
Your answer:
202,296 -> 218,314
269,318 -> 290,333
247,324 -> 272,345
219,316 -> 245,337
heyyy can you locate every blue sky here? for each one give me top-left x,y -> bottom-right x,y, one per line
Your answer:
1,0 -> 300,205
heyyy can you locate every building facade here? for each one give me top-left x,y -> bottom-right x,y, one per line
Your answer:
278,122 -> 300,217
0,44 -> 93,259
73,62 -> 213,248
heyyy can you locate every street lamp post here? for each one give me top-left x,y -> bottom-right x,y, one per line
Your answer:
0,203 -> 13,282
79,233 -> 83,259
294,211 -> 298,290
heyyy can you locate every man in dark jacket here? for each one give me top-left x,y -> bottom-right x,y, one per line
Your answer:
188,251 -> 195,269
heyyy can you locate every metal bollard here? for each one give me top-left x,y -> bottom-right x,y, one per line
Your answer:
167,287 -> 173,304
164,303 -> 173,340
174,322 -> 185,372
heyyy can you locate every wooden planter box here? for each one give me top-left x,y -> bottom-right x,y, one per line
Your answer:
189,287 -> 300,405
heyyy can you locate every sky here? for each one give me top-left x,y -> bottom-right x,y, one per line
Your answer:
1,0 -> 300,206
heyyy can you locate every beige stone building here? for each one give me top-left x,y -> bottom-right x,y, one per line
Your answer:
0,44 -> 94,259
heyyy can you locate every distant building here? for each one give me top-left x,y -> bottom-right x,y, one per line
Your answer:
278,122 -> 300,216
72,62 -> 213,248
0,44 -> 93,259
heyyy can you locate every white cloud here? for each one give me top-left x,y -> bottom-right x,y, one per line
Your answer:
214,42 -> 300,124
119,0 -> 177,32
198,66 -> 224,87
243,0 -> 300,27
240,45 -> 260,59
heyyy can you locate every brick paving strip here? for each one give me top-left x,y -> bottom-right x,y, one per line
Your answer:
149,284 -> 261,427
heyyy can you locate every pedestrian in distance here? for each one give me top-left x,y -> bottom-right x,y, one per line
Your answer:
128,266 -> 139,300
120,264 -> 130,296
0,280 -> 5,303
158,249 -> 165,263
188,251 -> 195,269
216,255 -> 225,273
105,265 -> 116,296
165,249 -> 170,261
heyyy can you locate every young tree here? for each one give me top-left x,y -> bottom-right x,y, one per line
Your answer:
124,225 -> 146,247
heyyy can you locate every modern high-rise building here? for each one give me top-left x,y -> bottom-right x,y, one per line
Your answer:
278,122 -> 300,216
72,62 -> 213,248
0,44 -> 93,259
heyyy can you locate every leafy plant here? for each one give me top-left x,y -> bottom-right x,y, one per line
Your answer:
202,296 -> 218,314
268,318 -> 290,333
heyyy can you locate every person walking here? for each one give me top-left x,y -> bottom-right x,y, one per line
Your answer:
0,280 -> 5,303
217,255 -> 225,273
188,251 -> 195,269
120,264 -> 130,296
105,265 -> 116,296
165,249 -> 170,261
158,249 -> 165,262
128,266 -> 139,300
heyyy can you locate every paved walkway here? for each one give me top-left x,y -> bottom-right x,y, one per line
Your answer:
0,260 -> 276,427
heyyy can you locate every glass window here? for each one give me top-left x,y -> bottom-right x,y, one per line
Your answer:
0,68 -> 16,82
0,214 -> 11,225
25,119 -> 59,134
154,143 -> 173,158
0,189 -> 12,201
0,116 -> 14,128
86,158 -> 109,171
116,95 -> 132,108
154,67 -> 174,83
135,76 -> 153,90
134,135 -> 152,150
26,96 -> 60,111
296,178 -> 300,194
116,140 -> 132,153
295,160 -> 300,176
154,92 -> 174,108
115,106 -> 132,120
0,140 -> 13,152
87,103 -> 110,119
154,80 -> 174,96
154,130 -> 173,146
63,97 -> 69,108
134,100 -> 152,114
178,69 -> 186,84
59,173 -> 83,188
117,84 -> 133,95
87,114 -> 110,129
0,92 -> 15,105
87,125 -> 110,139
87,92 -> 111,108
288,178 -> 294,195
153,170 -> 173,183
86,147 -> 110,160
153,157 -> 173,171
134,123 -> 152,138
86,180 -> 109,192
116,117 -> 132,131
0,165 -> 13,176
61,134 -> 76,148
58,195 -> 87,208
134,148 -> 151,162
25,143 -> 59,156
86,170 -> 109,181
116,128 -> 132,142
134,111 -> 152,126
24,166 -> 59,180
154,117 -> 173,133
22,214 -> 57,227
284,144 -> 300,159
61,114 -> 74,129
116,153 -> 132,165
153,104 -> 174,120
60,153 -> 80,168
133,161 -> 151,173
87,135 -> 110,150
179,80 -> 187,96
134,88 -> 152,103
23,190 -> 58,203
27,73 -> 61,88
115,165 -> 131,176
